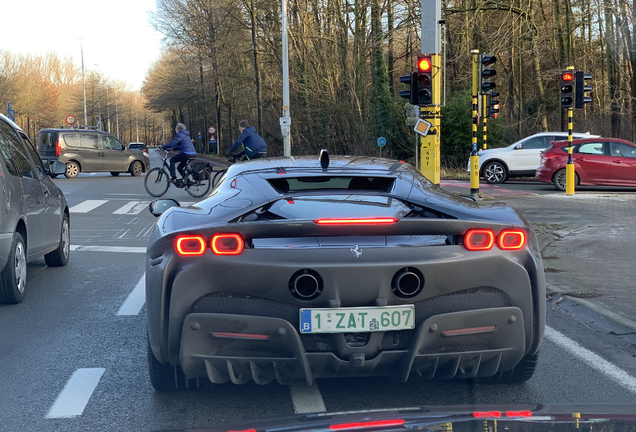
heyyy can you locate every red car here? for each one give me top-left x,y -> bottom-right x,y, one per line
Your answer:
536,138 -> 636,190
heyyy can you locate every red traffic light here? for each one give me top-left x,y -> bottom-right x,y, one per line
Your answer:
418,57 -> 432,73
562,72 -> 574,81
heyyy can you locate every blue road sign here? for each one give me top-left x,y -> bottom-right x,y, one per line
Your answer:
7,109 -> 15,116
377,137 -> 387,147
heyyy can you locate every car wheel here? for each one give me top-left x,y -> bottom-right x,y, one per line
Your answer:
483,161 -> 507,184
553,168 -> 579,191
129,161 -> 143,177
110,172 -> 120,177
64,161 -> 80,178
44,214 -> 70,267
147,334 -> 186,391
0,232 -> 27,304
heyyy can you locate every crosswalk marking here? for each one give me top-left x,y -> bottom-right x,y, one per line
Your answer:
69,199 -> 200,215
113,201 -> 148,215
69,200 -> 108,213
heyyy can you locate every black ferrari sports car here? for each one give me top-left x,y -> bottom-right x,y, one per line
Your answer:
145,152 -> 545,391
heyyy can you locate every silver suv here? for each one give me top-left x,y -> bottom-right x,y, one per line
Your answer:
0,114 -> 69,304
37,129 -> 150,178
468,131 -> 598,184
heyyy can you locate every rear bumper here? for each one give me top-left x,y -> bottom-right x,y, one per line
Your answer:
179,307 -> 526,384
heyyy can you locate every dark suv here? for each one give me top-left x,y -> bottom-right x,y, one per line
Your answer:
37,129 -> 150,178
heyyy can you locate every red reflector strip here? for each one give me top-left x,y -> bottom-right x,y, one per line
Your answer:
497,230 -> 527,250
228,429 -> 256,432
443,326 -> 496,336
506,411 -> 532,418
330,419 -> 405,430
314,218 -> 397,225
175,235 -> 206,256
473,412 -> 501,418
211,332 -> 269,340
464,229 -> 495,251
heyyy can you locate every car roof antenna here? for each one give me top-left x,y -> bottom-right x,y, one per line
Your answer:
319,149 -> 329,170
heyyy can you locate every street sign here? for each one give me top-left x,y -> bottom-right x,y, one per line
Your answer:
377,137 -> 386,147
208,127 -> 216,134
280,117 -> 291,126
197,131 -> 202,139
66,115 -> 76,125
7,109 -> 15,116
414,118 -> 432,136
209,135 -> 216,143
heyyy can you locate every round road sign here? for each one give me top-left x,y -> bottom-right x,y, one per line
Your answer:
208,127 -> 216,134
66,115 -> 76,125
377,137 -> 387,147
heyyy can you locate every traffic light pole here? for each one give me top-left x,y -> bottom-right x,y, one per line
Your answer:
470,49 -> 480,196
482,93 -> 488,150
566,106 -> 575,195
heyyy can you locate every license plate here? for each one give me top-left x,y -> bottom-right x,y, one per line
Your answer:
299,305 -> 415,334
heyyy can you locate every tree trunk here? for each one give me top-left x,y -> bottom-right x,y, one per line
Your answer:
248,0 -> 263,135
604,0 -> 620,136
199,57 -> 208,154
387,0 -> 394,96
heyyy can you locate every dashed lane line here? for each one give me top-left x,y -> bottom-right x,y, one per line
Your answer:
70,245 -> 146,253
45,368 -> 105,419
290,381 -> 326,414
117,273 -> 146,316
69,200 -> 109,213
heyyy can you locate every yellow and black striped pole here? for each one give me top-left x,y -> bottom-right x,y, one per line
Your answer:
470,49 -> 480,196
482,93 -> 488,150
566,66 -> 575,195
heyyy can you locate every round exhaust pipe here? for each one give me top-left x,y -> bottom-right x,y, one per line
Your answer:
392,267 -> 424,298
289,269 -> 323,300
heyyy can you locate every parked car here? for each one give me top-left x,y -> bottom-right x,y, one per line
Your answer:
145,152 -> 545,391
0,114 -> 69,304
128,142 -> 148,154
37,129 -> 150,178
536,138 -> 636,190
469,132 -> 599,184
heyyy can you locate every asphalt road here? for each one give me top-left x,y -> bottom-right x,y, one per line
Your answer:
1,160 -> 636,432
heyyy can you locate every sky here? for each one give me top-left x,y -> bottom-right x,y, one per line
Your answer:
1,0 -> 164,90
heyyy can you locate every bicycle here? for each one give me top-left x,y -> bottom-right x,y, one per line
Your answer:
144,149 -> 213,198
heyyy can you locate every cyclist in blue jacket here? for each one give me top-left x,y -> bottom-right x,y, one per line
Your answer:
161,123 -> 196,182
229,120 -> 267,160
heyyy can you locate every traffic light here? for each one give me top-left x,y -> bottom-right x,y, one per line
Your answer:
486,92 -> 500,119
480,54 -> 497,94
575,71 -> 592,108
417,55 -> 433,105
399,72 -> 418,105
561,71 -> 574,108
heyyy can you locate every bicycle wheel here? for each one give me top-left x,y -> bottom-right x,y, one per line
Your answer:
145,167 -> 170,197
185,172 -> 212,198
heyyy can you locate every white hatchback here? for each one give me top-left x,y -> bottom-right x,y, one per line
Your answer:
468,131 -> 599,184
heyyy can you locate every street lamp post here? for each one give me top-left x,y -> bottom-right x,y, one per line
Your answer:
94,64 -> 102,131
79,38 -> 88,128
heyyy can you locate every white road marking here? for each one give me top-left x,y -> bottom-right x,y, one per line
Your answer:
69,200 -> 108,213
117,274 -> 146,315
545,326 -> 636,394
289,381 -> 326,414
114,201 -> 149,215
70,245 -> 146,253
45,368 -> 105,419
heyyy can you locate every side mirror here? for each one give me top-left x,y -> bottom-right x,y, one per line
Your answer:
514,143 -> 522,150
49,161 -> 66,176
149,199 -> 180,217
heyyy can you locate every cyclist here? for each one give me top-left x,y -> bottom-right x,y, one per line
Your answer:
160,123 -> 196,183
229,120 -> 267,160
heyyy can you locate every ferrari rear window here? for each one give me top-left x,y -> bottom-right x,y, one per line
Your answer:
268,176 -> 394,193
